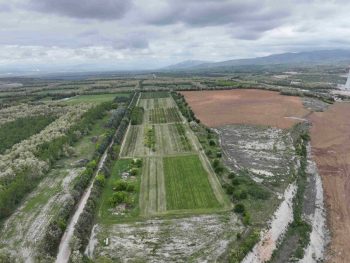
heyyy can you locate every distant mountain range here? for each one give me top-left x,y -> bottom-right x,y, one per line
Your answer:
163,60 -> 212,70
162,50 -> 350,71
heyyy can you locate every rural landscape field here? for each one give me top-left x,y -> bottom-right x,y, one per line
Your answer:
2,1 -> 350,262
1,64 -> 350,262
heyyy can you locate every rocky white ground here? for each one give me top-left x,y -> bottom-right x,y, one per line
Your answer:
88,213 -> 243,262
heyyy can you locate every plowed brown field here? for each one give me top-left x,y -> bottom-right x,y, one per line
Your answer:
309,102 -> 350,263
181,89 -> 310,129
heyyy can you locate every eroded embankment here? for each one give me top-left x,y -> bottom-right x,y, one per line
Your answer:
309,102 -> 350,262
242,183 -> 297,263
300,144 -> 328,262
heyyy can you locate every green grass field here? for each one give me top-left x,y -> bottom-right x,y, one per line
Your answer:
64,93 -> 130,104
163,155 -> 220,210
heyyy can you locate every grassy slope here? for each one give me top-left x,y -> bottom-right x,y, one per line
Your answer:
163,155 -> 221,210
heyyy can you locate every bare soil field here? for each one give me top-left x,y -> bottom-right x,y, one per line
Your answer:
88,212 -> 243,262
309,102 -> 350,263
182,89 -> 310,129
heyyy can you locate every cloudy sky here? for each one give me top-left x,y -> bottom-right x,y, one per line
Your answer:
0,0 -> 349,72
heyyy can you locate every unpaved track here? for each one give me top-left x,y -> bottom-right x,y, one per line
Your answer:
56,140 -> 112,263
182,89 -> 310,129
309,102 -> 350,263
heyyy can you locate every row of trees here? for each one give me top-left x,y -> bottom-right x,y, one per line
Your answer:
71,93 -> 138,260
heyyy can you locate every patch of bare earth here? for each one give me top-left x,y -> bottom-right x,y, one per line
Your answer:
90,213 -> 243,262
181,89 -> 310,129
309,102 -> 350,263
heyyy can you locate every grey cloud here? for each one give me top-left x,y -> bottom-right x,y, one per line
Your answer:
113,34 -> 149,50
0,3 -> 12,12
145,0 -> 290,40
28,0 -> 132,20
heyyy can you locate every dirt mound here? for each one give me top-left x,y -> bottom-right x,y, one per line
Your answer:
309,102 -> 350,263
181,89 -> 310,129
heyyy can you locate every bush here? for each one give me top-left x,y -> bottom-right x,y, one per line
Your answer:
243,212 -> 251,225
228,172 -> 236,179
234,203 -> 245,214
95,174 -> 106,187
110,191 -> 128,205
212,159 -> 220,167
113,180 -> 128,191
225,184 -> 234,195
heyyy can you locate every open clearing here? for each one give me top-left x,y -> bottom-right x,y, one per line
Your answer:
90,212 -> 243,262
164,155 -> 220,210
182,89 -> 310,129
309,102 -> 350,263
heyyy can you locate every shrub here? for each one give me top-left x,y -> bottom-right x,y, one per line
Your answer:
234,203 -> 245,214
212,159 -> 220,167
110,191 -> 128,205
228,172 -> 236,179
209,139 -> 216,146
113,180 -> 128,191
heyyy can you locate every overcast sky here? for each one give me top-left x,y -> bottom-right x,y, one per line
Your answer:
0,0 -> 350,71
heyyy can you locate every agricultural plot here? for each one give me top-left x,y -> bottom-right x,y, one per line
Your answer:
120,125 -> 153,157
139,157 -> 166,216
140,91 -> 169,99
121,123 -> 193,157
309,102 -> 350,262
163,155 -> 220,210
149,107 -> 182,123
139,97 -> 176,110
182,89 -> 310,129
119,95 -> 226,216
154,123 -> 192,154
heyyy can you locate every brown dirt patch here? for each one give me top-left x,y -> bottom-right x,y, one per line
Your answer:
309,102 -> 350,263
181,89 -> 310,129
